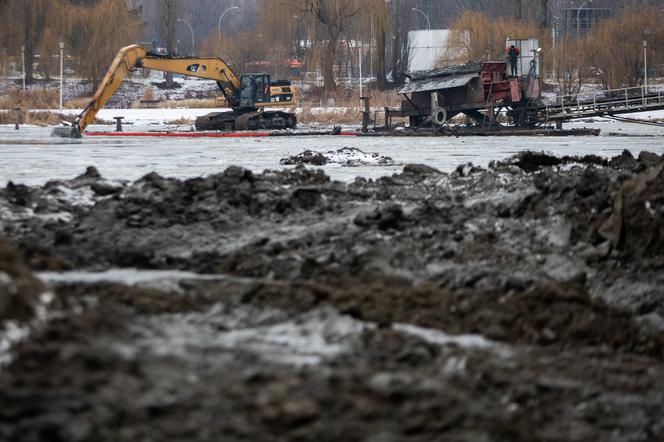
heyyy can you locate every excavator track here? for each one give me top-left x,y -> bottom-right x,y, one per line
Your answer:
195,110 -> 297,131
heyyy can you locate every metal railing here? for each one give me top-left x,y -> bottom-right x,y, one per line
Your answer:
543,86 -> 664,121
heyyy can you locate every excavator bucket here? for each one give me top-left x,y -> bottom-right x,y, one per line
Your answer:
51,124 -> 81,138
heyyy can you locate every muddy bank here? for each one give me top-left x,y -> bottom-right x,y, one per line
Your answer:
1,150 -> 664,441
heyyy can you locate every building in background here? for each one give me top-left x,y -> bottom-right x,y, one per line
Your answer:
407,30 -> 467,72
549,0 -> 615,38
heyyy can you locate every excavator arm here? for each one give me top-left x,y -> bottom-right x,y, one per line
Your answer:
138,55 -> 241,106
52,44 -> 243,137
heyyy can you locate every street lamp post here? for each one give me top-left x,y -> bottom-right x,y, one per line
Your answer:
59,42 -> 64,109
644,28 -> 651,93
643,40 -> 648,93
21,45 -> 25,90
358,41 -> 363,99
575,0 -> 592,90
370,18 -> 373,80
177,18 -> 195,55
576,0 -> 592,38
411,8 -> 430,31
218,6 -> 239,42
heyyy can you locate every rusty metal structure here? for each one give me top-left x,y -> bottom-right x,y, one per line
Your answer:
386,59 -> 542,131
385,55 -> 664,134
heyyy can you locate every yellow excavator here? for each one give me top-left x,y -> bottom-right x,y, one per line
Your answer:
52,44 -> 297,138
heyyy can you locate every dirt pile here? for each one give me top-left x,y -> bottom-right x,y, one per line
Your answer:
0,238 -> 43,322
600,160 -> 664,257
1,150 -> 664,441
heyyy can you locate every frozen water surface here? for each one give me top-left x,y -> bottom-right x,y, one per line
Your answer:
1,117 -> 664,185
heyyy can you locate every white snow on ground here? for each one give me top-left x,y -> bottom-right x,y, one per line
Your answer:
2,106 -> 368,124
0,321 -> 31,367
126,305 -> 371,366
0,182 -> 118,229
0,206 -> 73,225
50,184 -> 98,207
619,110 -> 664,120
0,107 -> 233,125
38,269 -> 227,294
37,268 -> 226,285
0,292 -> 54,368
36,269 -> 504,366
129,304 -> 503,367
0,73 -> 220,105
324,147 -> 396,167
393,323 -> 493,349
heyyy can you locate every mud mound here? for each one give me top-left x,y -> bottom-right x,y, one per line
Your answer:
0,238 -> 43,322
281,147 -> 395,167
493,150 -> 660,173
280,150 -> 328,166
2,152 -> 664,441
512,151 -> 563,172
2,275 -> 663,442
600,161 -> 664,257
235,276 -> 664,358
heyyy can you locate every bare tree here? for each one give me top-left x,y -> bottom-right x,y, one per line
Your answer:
585,6 -> 664,89
73,0 -> 141,91
372,2 -> 388,88
13,0 -> 47,85
157,0 -> 181,88
389,0 -> 415,83
306,1 -> 362,90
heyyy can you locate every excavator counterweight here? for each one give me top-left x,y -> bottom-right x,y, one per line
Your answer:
52,44 -> 297,138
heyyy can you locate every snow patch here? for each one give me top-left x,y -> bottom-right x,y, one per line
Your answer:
52,184 -> 97,207
127,300 -> 501,368
325,147 -> 396,167
0,321 -> 31,367
393,323 -> 493,349
38,268 -> 227,288
463,187 -> 536,209
280,146 -> 396,168
0,291 -> 55,369
131,306 -> 372,367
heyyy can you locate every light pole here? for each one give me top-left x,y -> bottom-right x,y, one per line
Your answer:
643,40 -> 648,92
2,48 -> 7,77
218,6 -> 239,42
644,28 -> 651,93
59,42 -> 64,109
358,41 -> 363,99
177,18 -> 195,55
576,0 -> 592,38
21,45 -> 25,90
370,18 -> 373,80
412,8 -> 430,31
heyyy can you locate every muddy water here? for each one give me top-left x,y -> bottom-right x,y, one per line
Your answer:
1,150 -> 664,441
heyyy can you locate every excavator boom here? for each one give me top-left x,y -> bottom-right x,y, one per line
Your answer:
52,44 -> 296,137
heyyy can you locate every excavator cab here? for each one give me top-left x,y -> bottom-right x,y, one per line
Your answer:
239,74 -> 271,108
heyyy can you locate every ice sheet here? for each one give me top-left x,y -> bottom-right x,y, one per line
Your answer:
1,119 -> 663,185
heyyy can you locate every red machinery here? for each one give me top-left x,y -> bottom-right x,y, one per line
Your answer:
390,60 -> 541,129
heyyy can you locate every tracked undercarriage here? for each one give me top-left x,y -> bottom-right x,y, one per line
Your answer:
195,110 -> 298,131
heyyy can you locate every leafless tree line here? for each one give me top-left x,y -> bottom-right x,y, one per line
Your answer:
0,0 -> 141,88
1,0 -> 662,93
